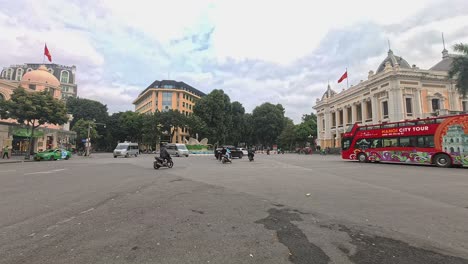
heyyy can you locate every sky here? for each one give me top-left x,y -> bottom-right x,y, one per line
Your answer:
1,0 -> 467,123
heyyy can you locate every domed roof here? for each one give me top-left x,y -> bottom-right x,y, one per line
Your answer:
20,65 -> 60,87
376,50 -> 411,73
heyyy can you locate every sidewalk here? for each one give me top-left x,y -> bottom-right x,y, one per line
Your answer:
0,155 -> 35,164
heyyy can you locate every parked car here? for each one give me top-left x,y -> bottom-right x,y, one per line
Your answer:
214,145 -> 243,159
34,149 -> 71,161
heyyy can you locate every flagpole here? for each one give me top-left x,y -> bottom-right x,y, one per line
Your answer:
346,67 -> 349,89
43,43 -> 46,64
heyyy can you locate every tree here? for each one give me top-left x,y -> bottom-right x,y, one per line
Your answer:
193,89 -> 232,145
66,97 -> 109,128
0,88 -> 69,159
141,112 -> 162,150
228,101 -> 245,145
118,111 -> 144,142
278,118 -> 296,151
158,110 -> 187,143
295,113 -> 318,146
72,119 -> 98,150
185,114 -> 208,140
448,43 -> 468,97
252,103 -> 285,146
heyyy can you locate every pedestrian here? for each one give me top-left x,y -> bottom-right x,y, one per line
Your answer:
2,145 -> 10,159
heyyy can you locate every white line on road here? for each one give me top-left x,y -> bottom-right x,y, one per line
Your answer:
80,208 -> 94,214
24,169 -> 67,175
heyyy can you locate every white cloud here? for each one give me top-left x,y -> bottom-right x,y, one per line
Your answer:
1,0 -> 468,123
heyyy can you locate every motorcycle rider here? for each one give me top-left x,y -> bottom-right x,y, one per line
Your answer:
159,143 -> 172,165
248,147 -> 255,160
225,147 -> 231,160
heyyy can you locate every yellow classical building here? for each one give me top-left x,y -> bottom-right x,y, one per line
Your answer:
133,80 -> 206,143
313,48 -> 468,148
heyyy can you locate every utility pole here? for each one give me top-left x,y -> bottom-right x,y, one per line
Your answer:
86,123 -> 91,157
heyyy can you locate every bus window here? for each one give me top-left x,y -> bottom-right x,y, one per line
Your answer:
369,138 -> 382,148
342,138 -> 352,150
383,138 -> 398,147
399,137 -> 410,147
417,136 -> 434,148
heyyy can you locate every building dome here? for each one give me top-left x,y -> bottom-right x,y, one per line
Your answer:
376,50 -> 411,73
20,65 -> 60,87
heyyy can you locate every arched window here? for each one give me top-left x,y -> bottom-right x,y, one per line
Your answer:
6,68 -> 13,80
48,68 -> 54,74
0,93 -> 4,101
60,71 -> 69,83
15,68 -> 24,81
27,68 -> 32,72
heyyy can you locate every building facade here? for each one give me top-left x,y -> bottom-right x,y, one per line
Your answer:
0,65 -> 76,156
133,80 -> 206,143
313,49 -> 468,148
0,63 -> 78,99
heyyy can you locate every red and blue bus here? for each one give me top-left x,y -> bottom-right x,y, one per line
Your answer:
341,114 -> 468,168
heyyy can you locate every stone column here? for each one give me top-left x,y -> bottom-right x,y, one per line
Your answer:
351,104 -> 356,124
361,100 -> 367,123
414,88 -> 422,118
371,96 -> 378,123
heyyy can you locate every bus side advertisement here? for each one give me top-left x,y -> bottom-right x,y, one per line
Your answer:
342,115 -> 468,167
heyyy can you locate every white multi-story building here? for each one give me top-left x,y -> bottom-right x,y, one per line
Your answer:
313,48 -> 468,148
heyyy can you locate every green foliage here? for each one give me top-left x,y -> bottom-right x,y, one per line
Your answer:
193,89 -> 232,144
185,114 -> 208,138
186,145 -> 205,150
72,119 -> 99,142
141,112 -> 161,147
1,88 -> 69,128
158,110 -> 187,142
448,43 -> 468,97
119,111 -> 144,142
66,97 -> 108,127
252,103 -> 285,146
278,118 -> 296,150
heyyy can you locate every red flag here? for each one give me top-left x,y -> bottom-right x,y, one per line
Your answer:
337,70 -> 347,83
44,44 -> 52,62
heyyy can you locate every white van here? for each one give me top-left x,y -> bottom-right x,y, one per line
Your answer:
166,143 -> 189,157
113,142 -> 139,158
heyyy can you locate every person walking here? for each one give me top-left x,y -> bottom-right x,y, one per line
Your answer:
2,145 -> 10,159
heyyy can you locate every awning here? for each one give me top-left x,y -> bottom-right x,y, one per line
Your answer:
12,128 -> 44,138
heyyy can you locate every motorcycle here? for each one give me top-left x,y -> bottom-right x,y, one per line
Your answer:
221,154 -> 232,164
153,157 -> 174,169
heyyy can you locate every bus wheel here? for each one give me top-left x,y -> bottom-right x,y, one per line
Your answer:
357,153 -> 368,163
434,154 -> 451,168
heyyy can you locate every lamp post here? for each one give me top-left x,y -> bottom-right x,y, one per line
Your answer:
86,121 -> 106,157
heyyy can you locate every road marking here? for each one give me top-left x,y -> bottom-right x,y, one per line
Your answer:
24,169 -> 67,175
57,216 -> 75,224
80,208 -> 94,214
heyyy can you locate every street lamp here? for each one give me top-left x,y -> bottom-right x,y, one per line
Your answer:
86,120 -> 106,157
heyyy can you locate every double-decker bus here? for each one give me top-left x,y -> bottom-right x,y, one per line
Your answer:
341,114 -> 468,168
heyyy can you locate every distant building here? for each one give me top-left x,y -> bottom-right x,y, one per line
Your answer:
133,80 -> 206,143
313,48 -> 468,148
0,63 -> 77,99
0,65 -> 75,155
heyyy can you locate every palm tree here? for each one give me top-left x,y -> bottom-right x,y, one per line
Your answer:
448,43 -> 468,97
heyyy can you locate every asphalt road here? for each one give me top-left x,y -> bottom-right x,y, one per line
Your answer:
1,153 -> 468,264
